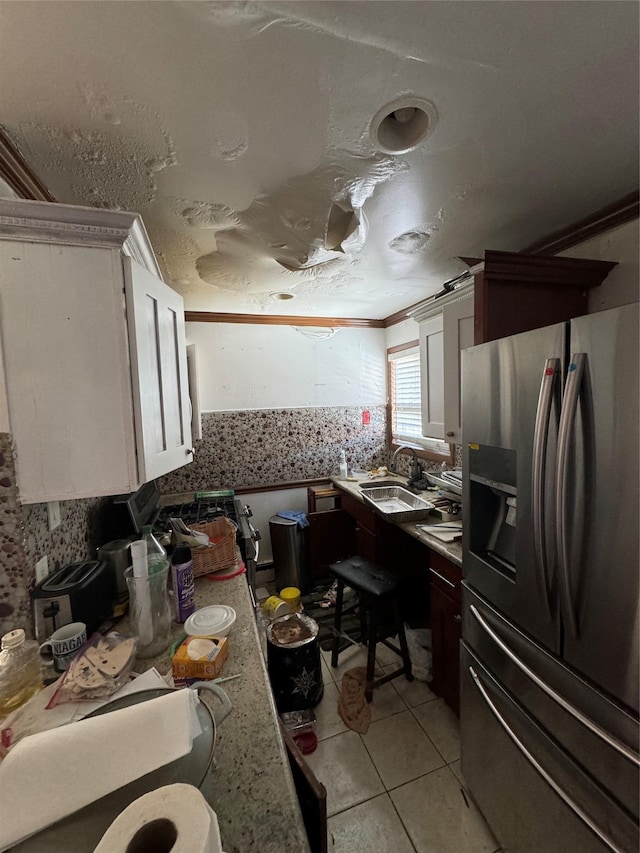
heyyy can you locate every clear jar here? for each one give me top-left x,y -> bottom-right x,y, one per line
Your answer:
0,629 -> 43,721
124,564 -> 172,659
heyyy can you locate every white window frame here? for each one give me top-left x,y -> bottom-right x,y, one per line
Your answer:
388,343 -> 452,460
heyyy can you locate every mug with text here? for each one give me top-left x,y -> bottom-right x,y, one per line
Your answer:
39,622 -> 87,672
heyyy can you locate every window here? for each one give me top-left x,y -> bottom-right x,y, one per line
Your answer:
388,342 -> 451,460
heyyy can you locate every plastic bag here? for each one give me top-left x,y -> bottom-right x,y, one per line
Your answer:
47,633 -> 137,707
404,625 -> 432,682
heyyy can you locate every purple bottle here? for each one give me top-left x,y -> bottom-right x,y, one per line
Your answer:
171,545 -> 196,624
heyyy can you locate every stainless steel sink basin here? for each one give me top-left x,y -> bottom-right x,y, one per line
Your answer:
359,479 -> 407,490
361,486 -> 435,522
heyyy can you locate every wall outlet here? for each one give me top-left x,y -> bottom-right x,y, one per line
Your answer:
35,555 -> 49,584
47,501 -> 61,531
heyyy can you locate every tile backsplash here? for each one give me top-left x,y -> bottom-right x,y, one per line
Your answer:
159,406 -> 389,493
1,405 -> 460,637
0,432 -> 110,637
0,434 -> 30,635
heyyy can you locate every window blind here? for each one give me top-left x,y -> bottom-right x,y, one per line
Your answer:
390,349 -> 423,441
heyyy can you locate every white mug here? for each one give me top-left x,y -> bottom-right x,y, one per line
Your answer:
39,622 -> 87,672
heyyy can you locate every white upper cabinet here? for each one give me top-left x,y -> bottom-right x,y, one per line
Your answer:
0,199 -> 192,503
419,313 -> 445,440
410,280 -> 474,446
442,289 -> 474,444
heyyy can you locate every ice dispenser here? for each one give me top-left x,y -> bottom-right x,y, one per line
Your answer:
468,445 -> 517,578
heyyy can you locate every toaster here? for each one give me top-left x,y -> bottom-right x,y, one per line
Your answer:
31,560 -> 114,642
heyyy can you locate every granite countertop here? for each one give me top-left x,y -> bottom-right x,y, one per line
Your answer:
124,574 -> 310,853
331,474 -> 463,567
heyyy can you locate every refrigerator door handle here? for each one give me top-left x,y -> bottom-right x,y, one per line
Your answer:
470,604 -> 640,766
556,352 -> 586,638
532,357 -> 560,619
469,665 -> 626,853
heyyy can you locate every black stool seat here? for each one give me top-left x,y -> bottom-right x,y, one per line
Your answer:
328,556 -> 414,702
329,554 -> 398,598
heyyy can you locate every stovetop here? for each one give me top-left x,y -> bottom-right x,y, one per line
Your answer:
154,496 -> 240,532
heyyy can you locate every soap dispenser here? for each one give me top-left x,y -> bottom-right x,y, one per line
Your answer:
339,449 -> 348,480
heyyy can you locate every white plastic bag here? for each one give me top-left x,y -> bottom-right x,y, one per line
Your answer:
404,625 -> 432,682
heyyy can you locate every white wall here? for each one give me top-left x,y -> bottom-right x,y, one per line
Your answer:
558,219 -> 639,312
241,487 -> 308,565
186,322 -> 386,411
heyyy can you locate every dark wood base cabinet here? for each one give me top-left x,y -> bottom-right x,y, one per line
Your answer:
338,490 -> 430,628
429,551 -> 462,716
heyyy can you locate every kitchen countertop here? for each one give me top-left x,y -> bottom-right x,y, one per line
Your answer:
122,573 -> 310,853
331,474 -> 463,567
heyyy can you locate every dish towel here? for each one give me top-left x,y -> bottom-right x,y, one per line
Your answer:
338,667 -> 371,734
276,510 -> 309,529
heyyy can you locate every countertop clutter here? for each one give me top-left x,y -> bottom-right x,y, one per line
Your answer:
3,574 -> 309,853
331,474 -> 463,567
123,574 -> 311,853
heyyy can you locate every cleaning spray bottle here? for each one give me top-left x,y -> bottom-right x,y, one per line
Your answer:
339,449 -> 348,480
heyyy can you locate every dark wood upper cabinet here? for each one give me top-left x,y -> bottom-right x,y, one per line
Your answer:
473,250 -> 617,345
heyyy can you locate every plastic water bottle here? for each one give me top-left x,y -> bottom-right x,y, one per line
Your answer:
339,449 -> 348,480
170,545 -> 196,624
0,629 -> 43,721
141,525 -> 169,575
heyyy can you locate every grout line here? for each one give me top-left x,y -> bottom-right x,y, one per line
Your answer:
357,730 -> 388,794
408,705 -> 454,766
388,794 -> 419,853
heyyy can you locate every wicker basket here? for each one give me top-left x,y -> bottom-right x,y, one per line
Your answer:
187,517 -> 238,577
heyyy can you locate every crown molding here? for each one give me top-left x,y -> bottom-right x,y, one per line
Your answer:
407,279 -> 475,324
184,311 -> 384,328
0,127 -> 56,202
521,190 -> 639,256
0,198 -> 162,278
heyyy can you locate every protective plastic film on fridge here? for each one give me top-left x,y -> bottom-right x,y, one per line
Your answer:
460,303 -> 639,853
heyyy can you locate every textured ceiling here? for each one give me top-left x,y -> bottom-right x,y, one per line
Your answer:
1,1 -> 638,319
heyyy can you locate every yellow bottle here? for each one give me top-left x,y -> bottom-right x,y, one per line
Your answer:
0,629 -> 44,721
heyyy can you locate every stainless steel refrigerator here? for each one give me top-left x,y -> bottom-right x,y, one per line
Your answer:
460,302 -> 639,853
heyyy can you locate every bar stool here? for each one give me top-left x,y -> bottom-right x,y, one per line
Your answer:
328,555 -> 414,702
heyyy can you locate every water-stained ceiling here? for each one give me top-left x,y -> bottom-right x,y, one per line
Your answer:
0,1 -> 638,319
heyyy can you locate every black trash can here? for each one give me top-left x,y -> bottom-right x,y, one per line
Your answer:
267,613 -> 324,713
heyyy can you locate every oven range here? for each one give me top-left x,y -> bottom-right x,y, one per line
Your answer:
108,481 -> 261,593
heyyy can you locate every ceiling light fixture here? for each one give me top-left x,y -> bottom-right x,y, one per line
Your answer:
370,97 -> 437,155
270,291 -> 295,301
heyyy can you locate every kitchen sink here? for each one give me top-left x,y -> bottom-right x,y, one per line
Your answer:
361,485 -> 435,523
359,479 -> 408,490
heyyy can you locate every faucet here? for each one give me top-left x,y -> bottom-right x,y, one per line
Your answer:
389,445 -> 422,484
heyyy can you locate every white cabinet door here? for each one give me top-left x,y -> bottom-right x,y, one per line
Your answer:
443,291 -> 475,444
419,314 -> 445,440
124,258 -> 193,482
0,241 -> 139,502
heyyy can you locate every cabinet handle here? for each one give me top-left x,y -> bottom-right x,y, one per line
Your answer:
429,567 -> 456,589
186,448 -> 194,455
446,431 -> 455,437
453,614 -> 462,623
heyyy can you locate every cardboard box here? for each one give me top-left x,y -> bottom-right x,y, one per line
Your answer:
172,635 -> 229,684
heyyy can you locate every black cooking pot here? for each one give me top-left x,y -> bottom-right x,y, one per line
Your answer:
267,613 -> 324,712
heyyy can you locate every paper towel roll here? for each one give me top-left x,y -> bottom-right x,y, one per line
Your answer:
93,783 -> 223,853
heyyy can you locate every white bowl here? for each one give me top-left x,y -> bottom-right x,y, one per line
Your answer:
185,605 -> 236,638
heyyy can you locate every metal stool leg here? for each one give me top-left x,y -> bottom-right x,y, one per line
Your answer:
331,579 -> 345,669
365,596 -> 377,702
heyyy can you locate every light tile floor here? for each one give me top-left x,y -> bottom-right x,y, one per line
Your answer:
305,644 -> 500,853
